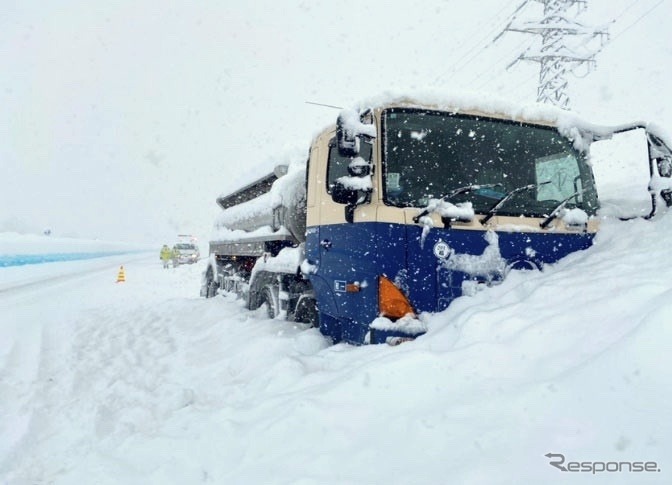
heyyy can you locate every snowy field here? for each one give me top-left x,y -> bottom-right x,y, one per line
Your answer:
2,0 -> 670,482
1,213 -> 671,484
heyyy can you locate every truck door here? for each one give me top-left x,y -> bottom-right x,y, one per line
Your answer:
305,137 -> 378,343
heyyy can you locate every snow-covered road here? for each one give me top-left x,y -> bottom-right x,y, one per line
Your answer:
0,255 -> 329,484
1,219 -> 671,484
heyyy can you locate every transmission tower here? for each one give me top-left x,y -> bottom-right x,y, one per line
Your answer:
495,0 -> 608,108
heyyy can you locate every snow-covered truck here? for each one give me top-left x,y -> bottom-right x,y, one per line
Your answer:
202,96 -> 672,345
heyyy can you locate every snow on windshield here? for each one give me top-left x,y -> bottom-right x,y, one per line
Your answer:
417,200 -> 475,246
382,108 -> 600,216
561,207 -> 589,226
423,199 -> 475,220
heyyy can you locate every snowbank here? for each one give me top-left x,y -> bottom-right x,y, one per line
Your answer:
0,232 -> 149,255
1,212 -> 671,484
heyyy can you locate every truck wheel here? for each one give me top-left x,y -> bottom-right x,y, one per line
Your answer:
203,268 -> 218,298
294,294 -> 318,328
207,279 -> 219,298
262,286 -> 279,319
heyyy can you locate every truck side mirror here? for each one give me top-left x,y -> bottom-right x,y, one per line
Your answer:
336,109 -> 377,157
331,154 -> 374,222
647,132 -> 672,211
337,115 -> 359,157
331,182 -> 372,223
656,157 -> 672,207
331,181 -> 358,205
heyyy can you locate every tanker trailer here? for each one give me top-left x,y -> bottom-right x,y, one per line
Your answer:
202,162 -> 317,324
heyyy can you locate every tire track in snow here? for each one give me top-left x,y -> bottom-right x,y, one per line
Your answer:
0,261 -> 202,483
70,305 -> 186,440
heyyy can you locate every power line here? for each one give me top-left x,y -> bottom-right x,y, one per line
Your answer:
610,0 -> 665,42
432,0 -> 520,85
444,0 -> 524,79
612,0 -> 644,23
469,37 -> 536,90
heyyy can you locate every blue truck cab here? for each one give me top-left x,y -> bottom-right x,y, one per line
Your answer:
302,101 -> 670,344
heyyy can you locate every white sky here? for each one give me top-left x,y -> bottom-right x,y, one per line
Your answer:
1,0 -> 670,244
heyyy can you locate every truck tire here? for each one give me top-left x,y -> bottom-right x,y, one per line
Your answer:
203,267 -> 218,298
207,279 -> 219,298
294,293 -> 318,327
262,286 -> 279,319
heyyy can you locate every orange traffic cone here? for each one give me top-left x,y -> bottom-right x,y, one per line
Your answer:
116,265 -> 126,283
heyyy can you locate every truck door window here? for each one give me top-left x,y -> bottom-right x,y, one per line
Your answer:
326,138 -> 373,193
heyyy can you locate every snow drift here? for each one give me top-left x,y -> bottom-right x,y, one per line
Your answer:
1,207 -> 671,484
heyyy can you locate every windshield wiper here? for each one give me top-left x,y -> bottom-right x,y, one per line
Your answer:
412,184 -> 501,223
480,182 -> 550,225
539,190 -> 585,229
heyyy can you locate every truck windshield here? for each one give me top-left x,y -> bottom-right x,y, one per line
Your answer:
382,108 -> 599,217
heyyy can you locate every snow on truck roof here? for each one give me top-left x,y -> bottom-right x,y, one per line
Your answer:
212,161 -> 306,240
356,90 -> 576,126
353,90 -> 672,146
215,90 -> 672,211
323,90 -> 670,152
216,172 -> 278,210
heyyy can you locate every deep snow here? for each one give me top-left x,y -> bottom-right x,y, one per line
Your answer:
1,205 -> 671,484
2,1 -> 671,481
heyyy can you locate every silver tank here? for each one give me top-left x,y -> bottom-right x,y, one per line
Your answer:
213,165 -> 307,243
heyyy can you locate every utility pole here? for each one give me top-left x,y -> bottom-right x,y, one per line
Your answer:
495,0 -> 608,109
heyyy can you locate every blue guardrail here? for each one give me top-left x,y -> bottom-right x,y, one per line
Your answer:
0,252 -> 129,268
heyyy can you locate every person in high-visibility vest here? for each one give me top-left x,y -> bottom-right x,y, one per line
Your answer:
160,244 -> 172,269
